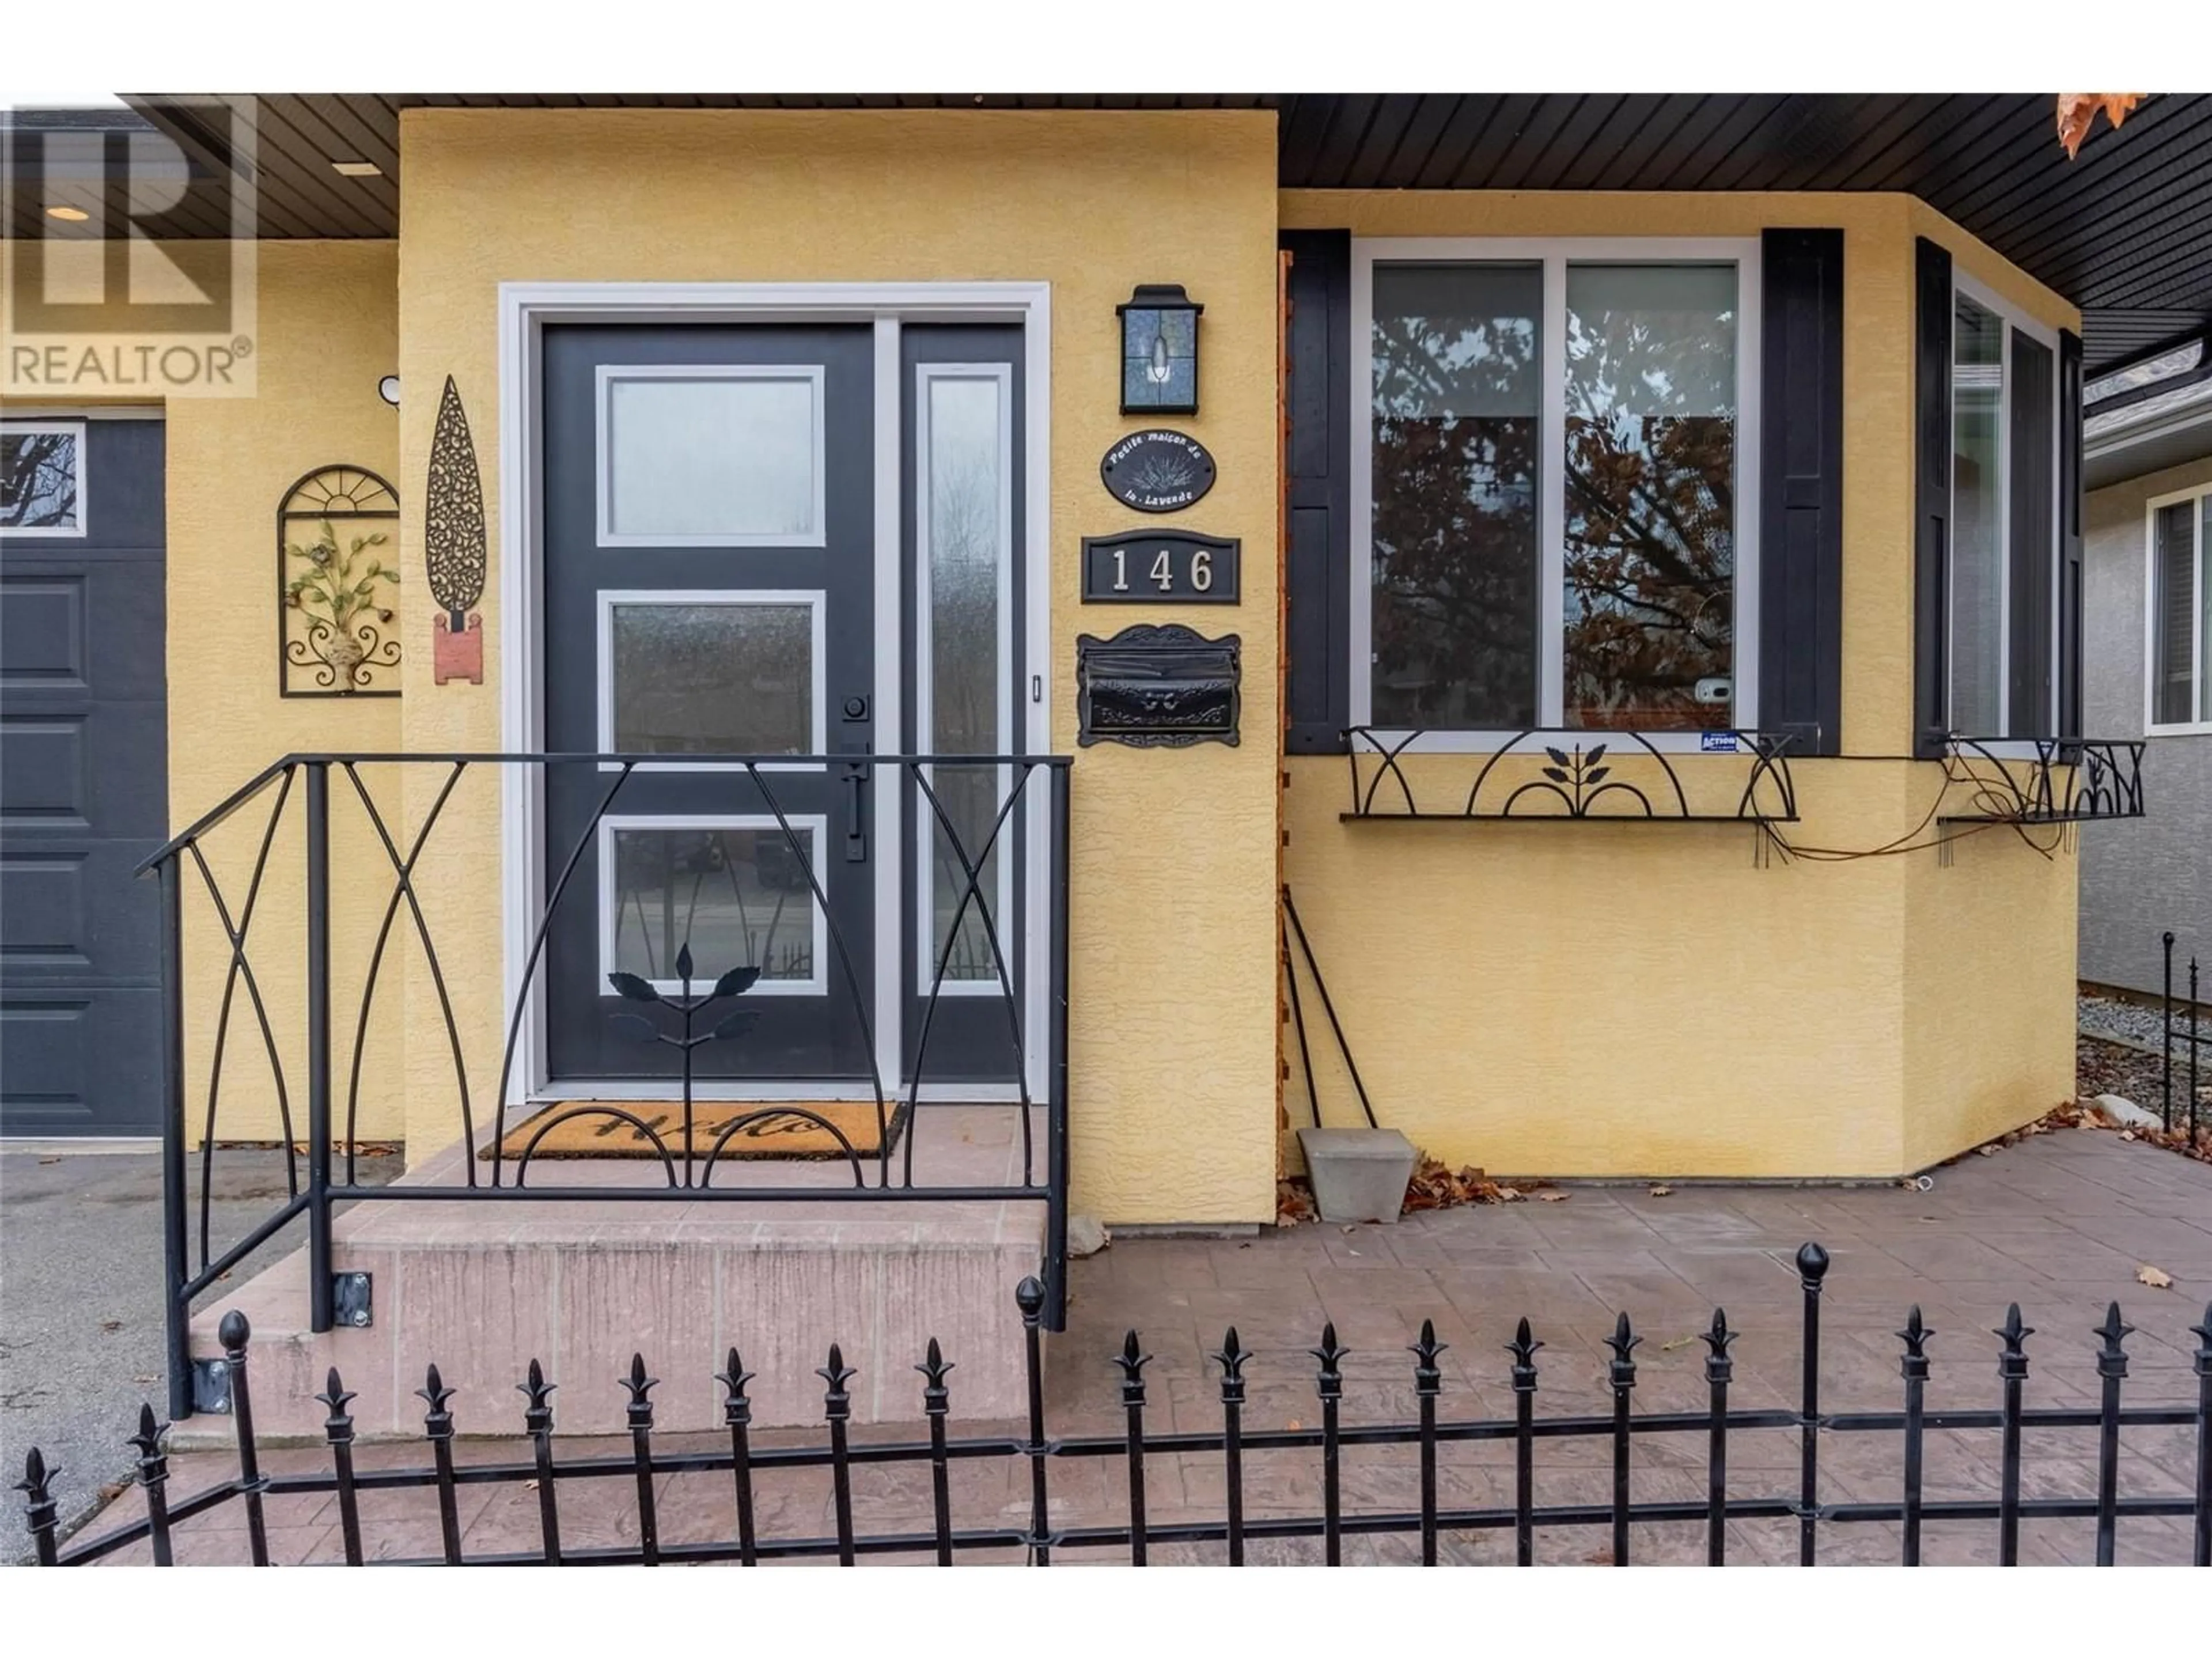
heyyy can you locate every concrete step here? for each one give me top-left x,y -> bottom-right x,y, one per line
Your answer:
177,1108 -> 1050,1445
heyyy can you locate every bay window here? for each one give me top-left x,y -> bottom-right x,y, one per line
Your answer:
1353,239 -> 1758,743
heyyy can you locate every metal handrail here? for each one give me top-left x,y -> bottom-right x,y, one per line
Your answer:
145,751 -> 1075,1418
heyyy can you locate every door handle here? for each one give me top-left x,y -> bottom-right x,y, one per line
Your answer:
840,762 -> 868,863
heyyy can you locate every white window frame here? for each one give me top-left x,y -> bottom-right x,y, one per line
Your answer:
912,362 -> 1016,997
594,588 -> 826,771
593,363 -> 828,549
2142,482 -> 2212,736
0,419 -> 89,539
1944,272 -> 2064,741
1349,237 -> 1762,753
597,814 -> 830,997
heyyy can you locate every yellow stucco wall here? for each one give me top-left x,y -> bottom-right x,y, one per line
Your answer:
1276,192 -> 2078,1178
3,241 -> 406,1145
390,109 -> 1285,1222
106,155 -> 2084,1195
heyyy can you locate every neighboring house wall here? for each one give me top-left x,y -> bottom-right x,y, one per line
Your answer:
2082,454 -> 2212,996
1279,191 -> 2080,1179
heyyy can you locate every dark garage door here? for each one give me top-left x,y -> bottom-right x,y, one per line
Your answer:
1,416 -> 168,1137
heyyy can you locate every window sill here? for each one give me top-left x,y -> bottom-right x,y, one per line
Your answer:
2146,722 -> 2212,739
1342,726 -> 1800,824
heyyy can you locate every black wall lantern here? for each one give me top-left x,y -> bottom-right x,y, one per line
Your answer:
1118,284 -> 1202,415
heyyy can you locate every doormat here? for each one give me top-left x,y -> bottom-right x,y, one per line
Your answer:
485,1099 -> 910,1164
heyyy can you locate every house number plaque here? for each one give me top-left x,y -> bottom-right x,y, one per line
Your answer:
1080,528 -> 1240,605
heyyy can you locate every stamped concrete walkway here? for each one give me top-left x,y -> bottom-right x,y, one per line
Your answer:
52,1130 -> 2212,1566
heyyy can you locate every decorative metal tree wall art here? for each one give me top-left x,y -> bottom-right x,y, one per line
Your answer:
278,466 -> 401,696
425,375 -> 486,686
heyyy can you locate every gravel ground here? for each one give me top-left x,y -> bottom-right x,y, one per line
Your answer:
1,1147 -> 398,1560
2078,991 -> 2211,1056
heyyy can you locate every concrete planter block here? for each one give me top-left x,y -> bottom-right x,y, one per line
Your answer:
1297,1127 -> 1419,1225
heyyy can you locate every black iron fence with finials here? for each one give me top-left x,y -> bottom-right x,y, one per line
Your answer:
137,752 -> 1074,1421
20,1249 -> 2212,1567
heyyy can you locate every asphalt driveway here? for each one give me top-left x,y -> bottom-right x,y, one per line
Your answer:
1,1146 -> 397,1559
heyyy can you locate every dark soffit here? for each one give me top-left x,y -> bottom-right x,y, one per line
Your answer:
96,92 -> 2212,373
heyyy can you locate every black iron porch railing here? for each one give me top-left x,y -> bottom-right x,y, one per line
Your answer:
1938,736 -> 2148,825
138,752 -> 1073,1422
1343,727 -> 1801,823
20,1249 -> 2212,1567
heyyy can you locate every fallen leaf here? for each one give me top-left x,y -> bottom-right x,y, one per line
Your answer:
133,1374 -> 159,1385
1647,1184 -> 1673,1198
97,1482 -> 128,1503
100,1320 -> 123,1334
1495,1185 -> 1522,1202
1340,1225 -> 1357,1235
1660,1335 -> 1698,1353
524,1478 -> 540,1492
2056,93 -> 2142,159
2136,1264 -> 2173,1289
2120,1130 -> 2137,1142
1285,1418 -> 1303,1432
39,1156 -> 60,1165
1536,1190 -> 1570,1202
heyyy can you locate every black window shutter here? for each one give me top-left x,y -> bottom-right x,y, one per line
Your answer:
1282,229 -> 1351,755
1758,228 -> 1846,756
2006,329 -> 2056,737
2058,328 -> 2085,736
1912,237 -> 1954,757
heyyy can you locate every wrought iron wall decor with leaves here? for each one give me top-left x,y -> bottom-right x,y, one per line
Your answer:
425,375 -> 487,686
278,466 -> 402,696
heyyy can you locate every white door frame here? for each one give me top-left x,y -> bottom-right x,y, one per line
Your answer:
496,281 -> 1053,1107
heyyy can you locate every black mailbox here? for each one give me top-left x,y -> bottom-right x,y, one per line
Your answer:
1075,623 -> 1240,748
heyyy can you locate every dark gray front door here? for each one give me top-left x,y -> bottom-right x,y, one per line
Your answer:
1,417 -> 168,1136
541,326 -> 876,1083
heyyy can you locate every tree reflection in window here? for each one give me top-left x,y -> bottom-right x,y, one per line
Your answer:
1370,263 -> 1542,730
0,429 -> 79,531
1562,264 -> 1737,731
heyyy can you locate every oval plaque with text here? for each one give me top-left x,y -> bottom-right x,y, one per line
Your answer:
1100,429 -> 1217,513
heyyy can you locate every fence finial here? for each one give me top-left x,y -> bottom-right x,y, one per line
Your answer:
1014,1277 -> 1045,1322
1897,1306 -> 1933,1376
218,1309 -> 251,1357
917,1335 -> 955,1396
716,1347 -> 756,1427
1795,1241 -> 1830,1283
2094,1303 -> 2134,1376
1604,1310 -> 1641,1385
622,1354 -> 661,1426
1507,1315 -> 1544,1387
1114,1329 -> 1151,1389
518,1358 -> 555,1426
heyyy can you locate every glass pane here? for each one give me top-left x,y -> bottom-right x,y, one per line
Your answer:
609,602 -> 813,756
1949,297 -> 2005,734
2151,501 -> 2196,726
605,374 -> 817,541
925,376 -> 1006,983
1370,262 -> 1542,729
1562,263 -> 1737,731
609,826 -> 817,988
0,429 -> 80,529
